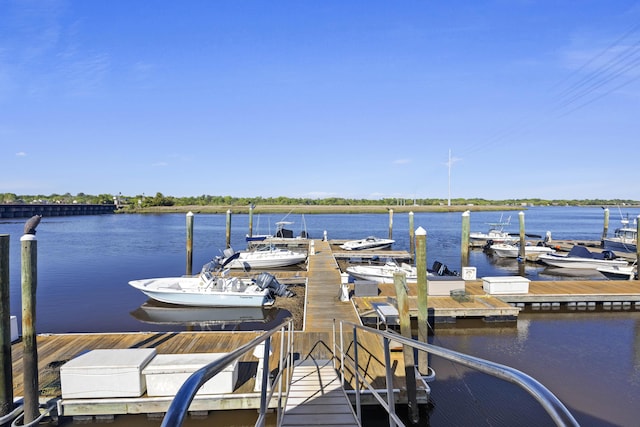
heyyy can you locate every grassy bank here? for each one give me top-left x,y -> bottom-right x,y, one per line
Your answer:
119,204 -> 525,215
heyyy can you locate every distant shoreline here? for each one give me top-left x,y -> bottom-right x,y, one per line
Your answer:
122,204 -> 529,215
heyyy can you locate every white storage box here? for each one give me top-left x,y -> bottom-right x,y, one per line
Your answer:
428,277 -> 466,296
482,276 -> 530,294
60,348 -> 156,398
142,353 -> 238,396
10,315 -> 18,342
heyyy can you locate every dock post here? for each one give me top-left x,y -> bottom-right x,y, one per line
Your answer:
225,209 -> 232,249
393,272 -> 419,424
186,212 -> 194,276
388,209 -> 394,240
21,233 -> 39,424
415,226 -> 429,375
461,211 -> 470,267
0,235 -> 13,417
636,215 -> 640,270
248,203 -> 254,239
518,211 -> 526,259
409,212 -> 415,258
601,208 -> 610,245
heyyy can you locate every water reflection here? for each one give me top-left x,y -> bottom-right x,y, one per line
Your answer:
130,301 -> 284,332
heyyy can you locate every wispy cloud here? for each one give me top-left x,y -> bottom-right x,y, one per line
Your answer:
152,161 -> 168,167
16,151 -> 27,157
392,158 -> 411,165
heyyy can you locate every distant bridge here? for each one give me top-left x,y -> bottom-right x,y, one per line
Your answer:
0,203 -> 116,219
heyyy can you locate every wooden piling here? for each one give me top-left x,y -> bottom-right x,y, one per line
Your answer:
248,204 -> 255,239
602,208 -> 610,244
20,234 -> 39,423
388,209 -> 394,240
636,215 -> 640,269
415,226 -> 428,375
186,212 -> 194,276
460,211 -> 470,267
225,209 -> 232,249
0,235 -> 13,417
409,212 -> 415,258
393,272 -> 418,424
518,211 -> 526,260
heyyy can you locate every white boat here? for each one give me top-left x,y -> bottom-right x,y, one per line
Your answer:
469,215 -> 518,245
345,260 -> 456,283
214,245 -> 307,270
346,261 -> 421,283
537,246 -> 628,270
602,214 -> 637,253
597,263 -> 637,280
128,269 -> 293,307
490,242 -> 555,260
340,236 -> 395,251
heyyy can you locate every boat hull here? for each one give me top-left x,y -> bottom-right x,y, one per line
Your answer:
538,254 -> 628,270
128,277 -> 274,307
490,244 -> 555,260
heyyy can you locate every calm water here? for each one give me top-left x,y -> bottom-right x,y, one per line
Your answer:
2,206 -> 639,426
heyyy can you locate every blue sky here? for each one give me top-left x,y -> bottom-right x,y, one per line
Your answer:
2,1 -> 640,200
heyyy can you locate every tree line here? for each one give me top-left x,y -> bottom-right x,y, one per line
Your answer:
1,192 -> 638,209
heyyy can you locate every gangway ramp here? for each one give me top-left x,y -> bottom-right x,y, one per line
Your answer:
282,360 -> 359,427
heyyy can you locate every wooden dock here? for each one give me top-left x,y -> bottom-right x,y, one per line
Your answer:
282,360 -> 358,427
8,238 -> 640,421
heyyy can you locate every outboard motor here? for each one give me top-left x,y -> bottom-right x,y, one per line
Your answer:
255,272 -> 295,298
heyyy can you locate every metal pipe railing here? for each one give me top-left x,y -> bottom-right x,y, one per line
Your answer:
161,318 -> 294,427
333,320 -> 579,427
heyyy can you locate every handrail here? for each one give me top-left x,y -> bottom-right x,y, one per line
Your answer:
334,320 -> 579,427
161,318 -> 294,427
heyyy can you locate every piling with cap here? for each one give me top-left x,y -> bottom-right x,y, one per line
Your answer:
388,209 -> 394,240
415,226 -> 429,375
461,211 -> 470,267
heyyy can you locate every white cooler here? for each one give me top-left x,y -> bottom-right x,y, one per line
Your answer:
60,348 -> 157,398
142,353 -> 238,396
482,276 -> 530,294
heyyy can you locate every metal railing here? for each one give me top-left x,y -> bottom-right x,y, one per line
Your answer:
161,318 -> 294,427
333,320 -> 580,427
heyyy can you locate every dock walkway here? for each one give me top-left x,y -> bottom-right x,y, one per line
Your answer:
282,360 -> 358,427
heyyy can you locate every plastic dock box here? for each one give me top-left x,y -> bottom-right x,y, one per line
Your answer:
10,316 -> 18,342
60,348 -> 157,398
428,277 -> 466,296
482,276 -> 530,294
142,353 -> 238,396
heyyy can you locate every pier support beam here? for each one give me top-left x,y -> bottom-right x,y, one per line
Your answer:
409,212 -> 415,258
601,208 -> 609,245
21,234 -> 39,424
388,209 -> 394,240
0,235 -> 13,417
394,272 -> 419,424
186,212 -> 194,276
225,210 -> 232,249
